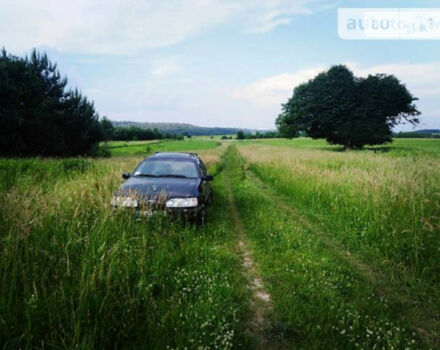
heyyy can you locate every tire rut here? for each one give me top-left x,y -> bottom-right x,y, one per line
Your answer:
224,175 -> 279,349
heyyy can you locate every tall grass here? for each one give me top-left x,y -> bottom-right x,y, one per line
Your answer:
224,146 -> 425,349
238,143 -> 440,345
2,138 -> 439,348
239,144 -> 440,281
0,153 -> 249,348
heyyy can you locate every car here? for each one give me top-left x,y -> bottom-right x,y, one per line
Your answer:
111,152 -> 214,222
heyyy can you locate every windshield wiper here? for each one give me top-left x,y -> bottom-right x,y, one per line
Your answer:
134,173 -> 159,177
157,174 -> 188,178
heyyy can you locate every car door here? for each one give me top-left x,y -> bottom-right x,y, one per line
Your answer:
197,160 -> 211,205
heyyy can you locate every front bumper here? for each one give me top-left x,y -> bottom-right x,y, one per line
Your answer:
114,205 -> 204,219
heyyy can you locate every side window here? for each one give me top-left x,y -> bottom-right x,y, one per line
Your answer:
197,159 -> 207,176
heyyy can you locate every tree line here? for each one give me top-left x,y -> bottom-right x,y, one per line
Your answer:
1,48 -> 423,156
109,125 -> 185,141
394,131 -> 440,139
235,130 -> 280,140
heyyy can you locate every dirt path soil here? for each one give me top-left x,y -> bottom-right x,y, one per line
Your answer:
224,176 -> 279,349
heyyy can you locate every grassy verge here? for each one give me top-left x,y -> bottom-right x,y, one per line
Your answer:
225,145 -> 427,349
0,154 -> 250,349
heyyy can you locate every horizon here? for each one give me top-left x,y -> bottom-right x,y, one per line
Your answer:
1,0 -> 439,131
110,120 -> 440,133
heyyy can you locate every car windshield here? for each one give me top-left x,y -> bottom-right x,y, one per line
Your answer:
133,159 -> 199,178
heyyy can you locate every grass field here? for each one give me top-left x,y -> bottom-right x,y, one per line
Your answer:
1,138 -> 439,349
105,139 -> 220,156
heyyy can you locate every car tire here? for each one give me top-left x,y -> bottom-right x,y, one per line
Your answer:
197,208 -> 206,225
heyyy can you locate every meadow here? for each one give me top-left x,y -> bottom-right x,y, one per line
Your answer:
105,139 -> 220,156
0,138 -> 439,349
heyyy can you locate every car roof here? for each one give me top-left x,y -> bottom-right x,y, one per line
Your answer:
147,152 -> 200,160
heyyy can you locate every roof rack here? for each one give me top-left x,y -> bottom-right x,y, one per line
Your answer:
153,151 -> 199,157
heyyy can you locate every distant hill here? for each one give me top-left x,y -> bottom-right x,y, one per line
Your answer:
112,121 -> 255,136
394,129 -> 440,138
414,129 -> 440,134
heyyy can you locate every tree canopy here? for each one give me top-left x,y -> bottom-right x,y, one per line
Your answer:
276,65 -> 420,149
236,130 -> 245,140
0,49 -> 101,156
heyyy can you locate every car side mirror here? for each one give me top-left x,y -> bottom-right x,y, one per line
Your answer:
202,175 -> 214,181
122,172 -> 131,179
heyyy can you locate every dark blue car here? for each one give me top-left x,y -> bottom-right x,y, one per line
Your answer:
111,152 -> 213,222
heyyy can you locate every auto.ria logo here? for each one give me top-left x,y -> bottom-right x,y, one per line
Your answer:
338,8 -> 440,40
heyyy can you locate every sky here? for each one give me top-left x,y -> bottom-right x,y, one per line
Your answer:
1,0 -> 439,130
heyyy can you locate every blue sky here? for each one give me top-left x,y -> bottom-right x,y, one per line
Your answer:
1,0 -> 439,130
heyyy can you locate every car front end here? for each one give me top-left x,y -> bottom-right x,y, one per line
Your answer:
111,191 -> 205,220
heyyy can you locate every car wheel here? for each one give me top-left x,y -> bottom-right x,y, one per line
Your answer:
197,208 -> 206,225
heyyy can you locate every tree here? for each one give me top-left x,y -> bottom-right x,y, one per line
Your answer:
236,130 -> 245,140
276,65 -> 420,149
100,117 -> 114,143
61,89 -> 102,156
0,48 -> 104,156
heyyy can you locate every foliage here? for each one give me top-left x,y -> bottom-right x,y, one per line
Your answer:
99,116 -> 114,142
111,126 -> 186,141
113,121 -> 253,136
236,130 -> 245,140
394,131 -> 440,138
236,131 -> 279,140
0,48 -> 102,156
276,65 -> 420,149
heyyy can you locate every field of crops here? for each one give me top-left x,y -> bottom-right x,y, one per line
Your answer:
1,138 -> 439,349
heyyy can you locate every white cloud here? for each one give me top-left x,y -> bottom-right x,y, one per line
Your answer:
233,61 -> 440,128
235,61 -> 440,104
233,67 -> 325,106
151,62 -> 180,78
242,0 -> 316,33
0,0 -> 332,54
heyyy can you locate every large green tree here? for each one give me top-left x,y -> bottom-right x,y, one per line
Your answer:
276,65 -> 420,149
0,49 -> 102,156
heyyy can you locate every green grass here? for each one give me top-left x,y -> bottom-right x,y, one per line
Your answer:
105,139 -> 220,156
1,137 -> 439,348
0,155 -> 251,349
242,137 -> 440,157
236,140 -> 440,346
224,146 -> 425,349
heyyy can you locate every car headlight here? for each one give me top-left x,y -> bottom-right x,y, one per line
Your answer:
111,196 -> 138,208
166,197 -> 198,208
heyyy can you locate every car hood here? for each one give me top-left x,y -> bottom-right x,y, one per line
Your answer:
116,176 -> 200,199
